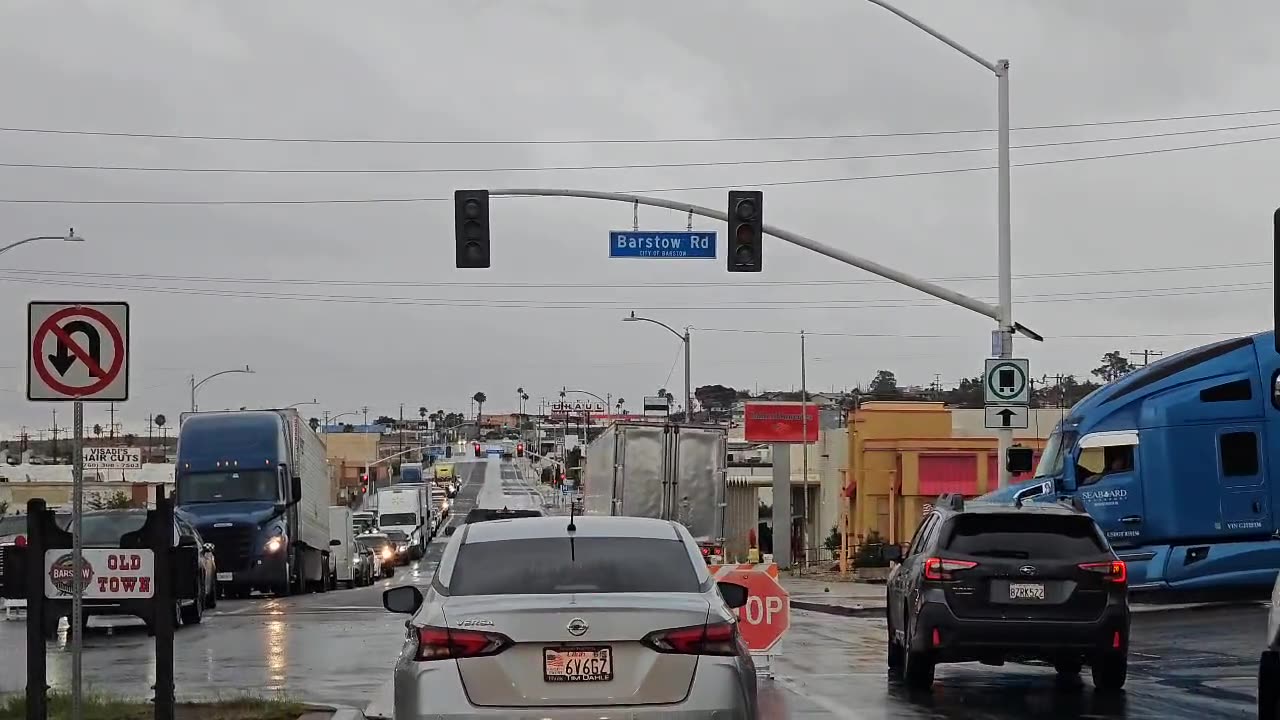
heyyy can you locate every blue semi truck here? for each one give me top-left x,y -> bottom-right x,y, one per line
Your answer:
982,330 -> 1280,597
175,409 -> 333,598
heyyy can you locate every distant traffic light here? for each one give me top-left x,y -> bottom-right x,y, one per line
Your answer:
1006,446 -> 1035,474
455,189 -> 491,268
727,190 -> 763,272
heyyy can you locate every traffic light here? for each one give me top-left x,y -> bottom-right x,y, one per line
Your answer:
360,473 -> 369,494
1006,446 -> 1035,474
455,189 -> 490,268
727,190 -> 763,272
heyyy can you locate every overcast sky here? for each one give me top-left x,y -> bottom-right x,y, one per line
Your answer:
0,0 -> 1274,437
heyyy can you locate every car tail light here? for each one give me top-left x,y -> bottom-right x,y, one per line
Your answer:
923,557 -> 978,581
413,625 -> 512,661
1079,560 -> 1127,584
642,621 -> 740,657
14,535 -> 26,548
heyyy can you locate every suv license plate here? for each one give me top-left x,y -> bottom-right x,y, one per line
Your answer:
544,646 -> 613,683
216,572 -> 233,582
1009,582 -> 1046,600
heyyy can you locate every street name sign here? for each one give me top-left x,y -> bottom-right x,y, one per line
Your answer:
984,405 -> 1030,429
28,302 -> 130,402
609,230 -> 716,259
983,358 -> 1030,406
83,446 -> 143,470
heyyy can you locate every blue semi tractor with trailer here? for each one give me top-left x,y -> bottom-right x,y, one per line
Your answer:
175,409 -> 333,598
981,330 -> 1280,597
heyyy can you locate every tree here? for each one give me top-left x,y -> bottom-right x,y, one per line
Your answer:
942,376 -> 984,409
868,370 -> 900,398
373,415 -> 396,426
88,490 -> 134,511
1091,351 -> 1135,383
419,407 -> 427,421
308,417 -> 320,431
695,385 -> 739,413
472,392 -> 487,418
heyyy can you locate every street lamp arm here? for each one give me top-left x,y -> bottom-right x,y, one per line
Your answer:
863,0 -> 997,72
489,188 -> 998,321
627,315 -> 684,340
562,389 -> 608,407
194,367 -> 253,393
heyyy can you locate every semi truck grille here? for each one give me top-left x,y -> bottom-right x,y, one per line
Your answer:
200,526 -> 254,572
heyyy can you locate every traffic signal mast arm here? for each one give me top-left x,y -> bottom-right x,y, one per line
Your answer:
485,188 -> 998,321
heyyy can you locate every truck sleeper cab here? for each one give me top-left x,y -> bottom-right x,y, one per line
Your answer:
981,332 -> 1280,597
175,410 -> 332,598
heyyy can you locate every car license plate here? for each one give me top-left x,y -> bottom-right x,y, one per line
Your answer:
216,572 -> 233,582
1009,582 -> 1046,600
543,646 -> 613,683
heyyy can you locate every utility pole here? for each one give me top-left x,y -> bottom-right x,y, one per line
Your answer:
800,330 -> 810,573
50,409 -> 60,462
1130,349 -> 1164,367
361,406 -> 369,429
108,402 -> 116,440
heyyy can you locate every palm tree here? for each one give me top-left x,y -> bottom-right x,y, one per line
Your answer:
419,406 -> 427,421
472,392 -> 487,438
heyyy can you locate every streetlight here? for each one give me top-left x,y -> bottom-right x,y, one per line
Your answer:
0,229 -> 85,257
286,398 -> 318,409
623,312 -> 692,420
191,365 -> 255,412
863,0 -> 1015,488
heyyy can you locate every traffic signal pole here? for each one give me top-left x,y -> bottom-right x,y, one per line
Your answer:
485,188 -> 999,321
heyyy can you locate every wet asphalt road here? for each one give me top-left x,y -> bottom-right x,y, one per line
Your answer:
0,457 -> 1267,718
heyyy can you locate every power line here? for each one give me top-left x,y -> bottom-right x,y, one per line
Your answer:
8,120 -> 1280,175
0,273 -> 1264,311
3,107 -> 1279,145
6,132 -> 1276,205
694,327 -> 1250,340
0,260 -> 1264,289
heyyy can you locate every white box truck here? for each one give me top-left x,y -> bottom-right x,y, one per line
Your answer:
376,483 -> 433,561
583,420 -> 728,562
328,506 -> 355,588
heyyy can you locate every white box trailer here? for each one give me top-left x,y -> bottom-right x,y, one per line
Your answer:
328,506 -> 355,587
583,421 -> 728,562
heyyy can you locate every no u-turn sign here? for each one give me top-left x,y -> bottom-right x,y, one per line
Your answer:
27,302 -> 130,402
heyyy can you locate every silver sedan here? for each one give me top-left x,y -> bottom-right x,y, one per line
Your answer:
382,514 -> 757,719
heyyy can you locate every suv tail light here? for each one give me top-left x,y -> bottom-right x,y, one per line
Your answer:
413,625 -> 513,661
923,557 -> 978,581
1079,560 -> 1127,584
642,621 -> 741,657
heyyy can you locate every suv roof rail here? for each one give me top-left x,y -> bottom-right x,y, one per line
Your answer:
936,493 -> 965,512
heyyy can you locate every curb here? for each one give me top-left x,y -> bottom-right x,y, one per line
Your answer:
791,598 -> 1268,618
329,709 -> 366,720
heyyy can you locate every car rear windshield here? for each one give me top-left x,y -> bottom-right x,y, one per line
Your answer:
942,514 -> 1107,560
464,509 -> 542,524
75,513 -> 148,547
449,537 -> 700,595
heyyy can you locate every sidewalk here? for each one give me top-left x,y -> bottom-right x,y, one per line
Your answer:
779,571 -> 887,618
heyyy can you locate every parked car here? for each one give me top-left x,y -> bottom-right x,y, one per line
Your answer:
382,515 -> 757,718
51,509 -> 218,635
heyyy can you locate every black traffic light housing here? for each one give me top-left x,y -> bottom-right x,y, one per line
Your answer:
1006,445 -> 1035,474
727,190 -> 763,272
455,189 -> 491,268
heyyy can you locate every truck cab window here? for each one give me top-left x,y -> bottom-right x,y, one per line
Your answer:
1220,431 -> 1259,476
1076,444 -> 1134,487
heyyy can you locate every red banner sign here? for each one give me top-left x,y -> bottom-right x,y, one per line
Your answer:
743,402 -> 819,443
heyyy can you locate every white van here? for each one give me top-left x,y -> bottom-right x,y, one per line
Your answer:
328,506 -> 355,588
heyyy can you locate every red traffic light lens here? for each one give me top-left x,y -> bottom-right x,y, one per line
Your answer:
735,224 -> 755,244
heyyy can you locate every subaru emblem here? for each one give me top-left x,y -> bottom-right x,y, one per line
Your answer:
566,618 -> 589,636
1018,565 -> 1037,576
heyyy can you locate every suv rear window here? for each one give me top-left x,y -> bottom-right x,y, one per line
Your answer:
449,537 -> 700,595
942,514 -> 1107,560
464,508 -> 542,524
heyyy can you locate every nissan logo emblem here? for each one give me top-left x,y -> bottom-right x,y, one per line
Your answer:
1018,565 -> 1037,576
567,618 -> 589,636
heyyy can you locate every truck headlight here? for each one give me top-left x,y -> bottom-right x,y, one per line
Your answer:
265,536 -> 284,553
381,547 -> 393,560
441,500 -> 450,511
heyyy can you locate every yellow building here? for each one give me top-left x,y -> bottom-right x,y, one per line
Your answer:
322,433 -> 384,504
845,402 -> 1047,548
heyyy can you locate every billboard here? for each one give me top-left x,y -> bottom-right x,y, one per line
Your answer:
743,401 -> 819,443
83,446 -> 143,470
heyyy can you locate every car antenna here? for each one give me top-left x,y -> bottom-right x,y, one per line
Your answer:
566,501 -> 577,561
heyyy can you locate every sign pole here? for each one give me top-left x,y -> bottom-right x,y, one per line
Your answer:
71,399 -> 84,720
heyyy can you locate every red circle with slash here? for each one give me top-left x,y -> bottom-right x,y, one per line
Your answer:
32,306 -> 125,398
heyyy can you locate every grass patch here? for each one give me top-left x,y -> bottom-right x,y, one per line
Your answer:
0,694 -> 310,720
